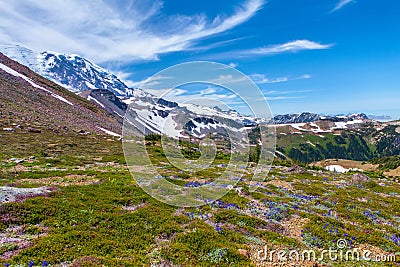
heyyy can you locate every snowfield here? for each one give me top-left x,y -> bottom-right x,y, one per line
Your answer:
325,165 -> 363,173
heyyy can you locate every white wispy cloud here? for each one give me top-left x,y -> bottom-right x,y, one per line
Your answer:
243,40 -> 332,56
264,89 -> 312,95
331,0 -> 355,13
249,73 -> 311,84
0,0 -> 265,63
210,74 -> 248,85
211,40 -> 333,59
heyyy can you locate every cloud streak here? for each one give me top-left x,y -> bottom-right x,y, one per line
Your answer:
331,0 -> 355,13
211,40 -> 333,59
241,40 -> 332,56
0,0 -> 265,63
249,73 -> 311,84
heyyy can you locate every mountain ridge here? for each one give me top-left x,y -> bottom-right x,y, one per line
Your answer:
0,52 -> 122,135
1,44 -> 387,142
1,48 -> 398,165
1,44 -> 386,127
0,44 -> 129,96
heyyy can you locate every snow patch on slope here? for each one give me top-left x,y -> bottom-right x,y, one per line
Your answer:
87,95 -> 105,109
97,127 -> 121,137
0,62 -> 74,106
325,165 -> 363,173
333,120 -> 363,129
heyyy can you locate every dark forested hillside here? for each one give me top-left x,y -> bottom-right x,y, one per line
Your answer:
277,123 -> 400,163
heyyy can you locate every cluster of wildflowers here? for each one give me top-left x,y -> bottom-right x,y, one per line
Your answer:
202,248 -> 228,263
362,209 -> 383,224
208,199 -> 239,210
185,211 -> 210,221
301,228 -> 325,248
288,193 -> 319,203
246,199 -> 290,222
323,223 -> 356,249
386,234 -> 400,247
184,181 -> 204,187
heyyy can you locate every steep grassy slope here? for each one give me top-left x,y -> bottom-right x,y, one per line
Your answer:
0,53 -> 121,135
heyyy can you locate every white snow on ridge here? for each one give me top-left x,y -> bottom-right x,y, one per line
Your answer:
0,62 -> 44,89
325,165 -> 348,173
0,62 -> 74,106
121,98 -> 135,105
333,120 -> 363,129
275,119 -> 365,133
163,117 -> 184,138
309,122 -> 331,133
97,127 -> 121,137
181,103 -> 264,125
306,141 -> 316,147
325,165 -> 363,173
192,119 -> 218,130
289,123 -> 307,131
85,81 -> 97,89
1,45 -> 127,96
0,44 -> 38,71
135,108 -> 183,138
288,122 -> 331,133
51,94 -> 74,106
87,95 -> 105,109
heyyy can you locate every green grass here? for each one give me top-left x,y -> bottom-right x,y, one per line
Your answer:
0,131 -> 399,266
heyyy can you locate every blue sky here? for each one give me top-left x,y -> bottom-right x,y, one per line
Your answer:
0,0 -> 399,119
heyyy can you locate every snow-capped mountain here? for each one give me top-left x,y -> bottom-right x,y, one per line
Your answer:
0,44 -> 129,96
0,52 -> 121,135
120,89 -> 259,139
37,52 -> 128,95
270,112 -> 369,124
1,44 -> 265,139
271,112 -> 321,124
0,44 -> 38,71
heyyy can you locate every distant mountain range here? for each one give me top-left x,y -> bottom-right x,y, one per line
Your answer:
1,44 -> 399,163
270,112 -> 369,125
